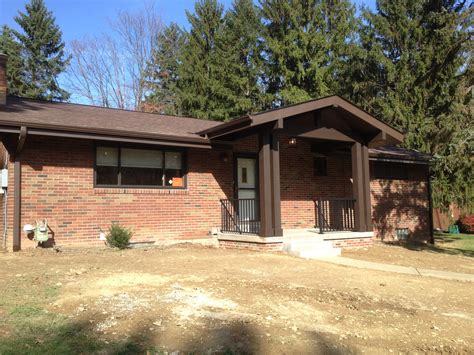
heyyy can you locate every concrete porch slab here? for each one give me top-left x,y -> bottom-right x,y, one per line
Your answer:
217,233 -> 284,244
283,229 -> 374,241
217,229 -> 373,244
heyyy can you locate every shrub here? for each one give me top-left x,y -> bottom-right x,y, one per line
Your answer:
456,214 -> 474,234
106,222 -> 132,249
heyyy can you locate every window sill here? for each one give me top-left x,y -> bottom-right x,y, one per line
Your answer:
94,188 -> 189,195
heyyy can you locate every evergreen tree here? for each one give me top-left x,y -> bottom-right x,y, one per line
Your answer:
0,25 -> 24,96
259,0 -> 358,106
216,0 -> 268,117
145,23 -> 184,115
344,0 -> 473,211
177,0 -> 227,120
14,0 -> 70,101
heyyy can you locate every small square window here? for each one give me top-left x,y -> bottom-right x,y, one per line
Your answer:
314,157 -> 328,176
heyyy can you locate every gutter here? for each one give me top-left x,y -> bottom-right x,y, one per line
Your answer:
196,115 -> 252,137
0,120 -> 213,146
368,157 -> 431,165
0,125 -> 219,149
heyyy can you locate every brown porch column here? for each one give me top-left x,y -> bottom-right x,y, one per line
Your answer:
12,158 -> 21,251
259,130 -> 273,237
361,145 -> 373,231
351,142 -> 371,232
271,133 -> 283,236
13,127 -> 27,251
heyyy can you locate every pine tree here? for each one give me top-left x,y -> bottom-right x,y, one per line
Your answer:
259,0 -> 358,106
0,25 -> 24,96
14,0 -> 70,101
145,23 -> 184,115
216,0 -> 267,117
344,0 -> 473,211
177,0 -> 227,120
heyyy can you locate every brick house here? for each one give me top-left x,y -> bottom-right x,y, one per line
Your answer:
0,54 -> 433,252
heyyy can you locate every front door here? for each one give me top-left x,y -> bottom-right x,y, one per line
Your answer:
236,157 -> 258,221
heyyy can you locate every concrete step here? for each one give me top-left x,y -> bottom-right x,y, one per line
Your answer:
282,240 -> 333,253
283,239 -> 341,259
294,247 -> 341,259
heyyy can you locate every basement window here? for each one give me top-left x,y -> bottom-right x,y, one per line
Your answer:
95,145 -> 185,188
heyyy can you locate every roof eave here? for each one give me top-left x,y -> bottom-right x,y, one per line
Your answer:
0,123 -> 216,149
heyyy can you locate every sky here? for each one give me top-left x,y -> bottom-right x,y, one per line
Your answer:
0,0 -> 376,104
1,0 -> 377,44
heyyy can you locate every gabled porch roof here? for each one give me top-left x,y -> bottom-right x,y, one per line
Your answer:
197,95 -> 404,148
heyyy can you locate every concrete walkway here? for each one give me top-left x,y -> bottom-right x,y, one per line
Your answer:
317,256 -> 474,282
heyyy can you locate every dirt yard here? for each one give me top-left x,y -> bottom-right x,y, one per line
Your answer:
343,240 -> 474,274
0,246 -> 473,354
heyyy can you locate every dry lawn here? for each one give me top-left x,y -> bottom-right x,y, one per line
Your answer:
343,239 -> 474,274
0,245 -> 473,354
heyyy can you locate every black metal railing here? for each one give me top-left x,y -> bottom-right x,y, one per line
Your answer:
220,198 -> 260,235
314,197 -> 356,233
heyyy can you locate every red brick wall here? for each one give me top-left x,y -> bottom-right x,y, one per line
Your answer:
0,134 -> 431,249
370,165 -> 431,242
279,135 -> 353,229
9,136 -> 234,248
329,237 -> 373,249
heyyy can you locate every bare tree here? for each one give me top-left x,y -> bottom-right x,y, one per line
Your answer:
66,1 -> 162,110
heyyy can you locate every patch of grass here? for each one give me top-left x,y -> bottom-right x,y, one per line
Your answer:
0,306 -> 103,355
435,232 -> 474,253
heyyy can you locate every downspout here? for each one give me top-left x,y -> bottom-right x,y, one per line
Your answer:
12,126 -> 27,251
2,150 -> 8,249
427,170 -> 434,245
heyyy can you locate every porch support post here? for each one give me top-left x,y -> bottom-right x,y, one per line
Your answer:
351,141 -> 371,232
259,129 -> 273,237
271,132 -> 282,236
361,145 -> 373,231
13,126 -> 27,251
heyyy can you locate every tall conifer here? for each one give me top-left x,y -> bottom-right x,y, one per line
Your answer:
14,0 -> 70,101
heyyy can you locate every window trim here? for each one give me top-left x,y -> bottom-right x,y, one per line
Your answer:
94,142 -> 188,189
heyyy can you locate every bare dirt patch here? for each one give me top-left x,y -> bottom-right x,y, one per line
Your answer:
342,241 -> 474,274
0,245 -> 473,354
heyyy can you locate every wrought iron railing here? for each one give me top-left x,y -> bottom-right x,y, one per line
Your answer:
314,197 -> 356,233
220,198 -> 260,235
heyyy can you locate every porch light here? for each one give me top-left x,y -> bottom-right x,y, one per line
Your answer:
288,137 -> 297,147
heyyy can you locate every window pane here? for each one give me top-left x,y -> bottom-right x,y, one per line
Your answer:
121,148 -> 162,168
96,166 -> 118,185
165,169 -> 184,187
314,157 -> 327,176
97,147 -> 118,166
122,167 -> 162,186
165,152 -> 182,169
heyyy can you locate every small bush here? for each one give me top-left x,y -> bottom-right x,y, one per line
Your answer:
456,215 -> 474,234
106,223 -> 132,249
